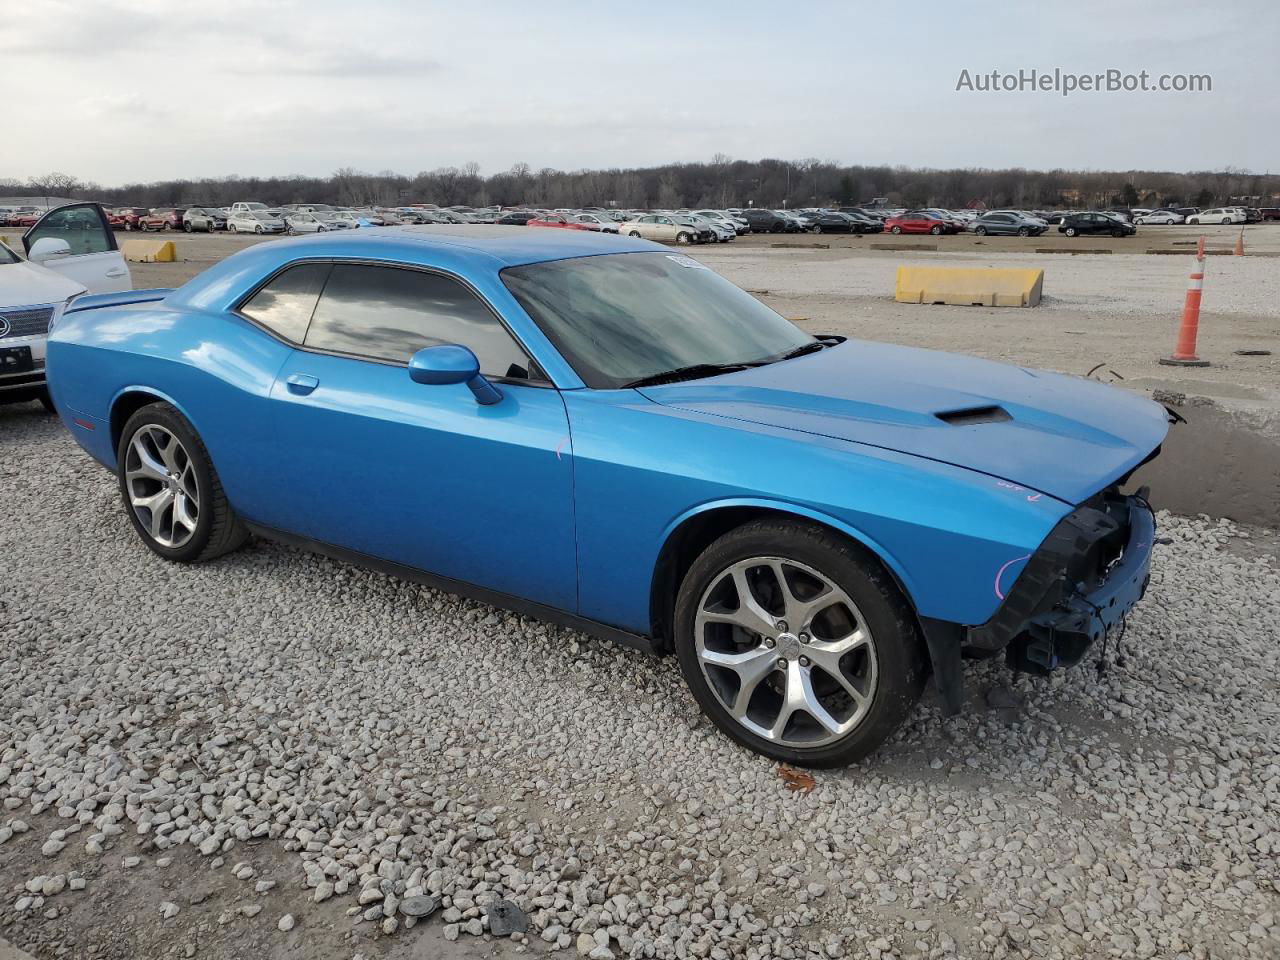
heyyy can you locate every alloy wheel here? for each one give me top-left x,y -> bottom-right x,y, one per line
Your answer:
124,424 -> 200,549
694,557 -> 878,748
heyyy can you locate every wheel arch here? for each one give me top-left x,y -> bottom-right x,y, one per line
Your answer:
109,386 -> 200,466
647,499 -> 924,655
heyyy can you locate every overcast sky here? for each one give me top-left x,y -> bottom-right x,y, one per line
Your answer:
6,0 -> 1276,185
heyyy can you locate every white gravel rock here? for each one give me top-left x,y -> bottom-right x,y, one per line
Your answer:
1,409 -> 1278,959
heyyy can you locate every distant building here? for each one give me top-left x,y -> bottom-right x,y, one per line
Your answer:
0,195 -> 79,210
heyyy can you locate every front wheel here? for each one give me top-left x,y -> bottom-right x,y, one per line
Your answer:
184,222 -> 193,233
890,225 -> 902,234
1064,227 -> 1078,236
674,519 -> 926,767
1221,218 -> 1231,224
117,402 -> 248,563
974,226 -> 987,236
229,224 -> 237,233
1017,226 -> 1030,237
254,225 -> 263,234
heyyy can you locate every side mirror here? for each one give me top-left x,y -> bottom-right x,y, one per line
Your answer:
28,237 -> 72,264
408,344 -> 502,405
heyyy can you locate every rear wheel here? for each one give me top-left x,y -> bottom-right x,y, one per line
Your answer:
117,402 -> 248,563
975,226 -> 987,236
930,225 -> 942,235
629,230 -> 641,238
676,231 -> 693,244
37,388 -> 56,415
890,225 -> 902,234
1064,227 -> 1078,237
674,519 -> 926,767
254,225 -> 264,234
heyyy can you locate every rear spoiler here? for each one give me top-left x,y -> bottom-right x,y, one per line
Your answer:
65,288 -> 174,315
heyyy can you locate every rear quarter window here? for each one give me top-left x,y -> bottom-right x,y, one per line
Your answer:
238,262 -> 331,343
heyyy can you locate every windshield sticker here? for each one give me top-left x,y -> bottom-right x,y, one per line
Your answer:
666,254 -> 707,270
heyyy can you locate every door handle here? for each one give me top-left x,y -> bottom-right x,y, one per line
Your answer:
285,374 -> 319,396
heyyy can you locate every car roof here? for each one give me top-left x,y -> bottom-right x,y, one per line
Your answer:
165,225 -> 660,312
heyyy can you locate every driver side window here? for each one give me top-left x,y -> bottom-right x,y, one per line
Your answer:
304,263 -> 538,380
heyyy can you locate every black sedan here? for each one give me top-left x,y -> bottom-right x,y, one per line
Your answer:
496,211 -> 538,225
1058,212 -> 1136,237
740,209 -> 789,233
804,212 -> 860,234
968,213 -> 1046,237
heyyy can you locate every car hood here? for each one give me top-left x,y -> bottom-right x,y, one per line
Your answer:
638,340 -> 1169,505
0,259 -> 87,308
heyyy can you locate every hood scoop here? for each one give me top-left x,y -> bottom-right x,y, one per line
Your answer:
935,405 -> 1012,426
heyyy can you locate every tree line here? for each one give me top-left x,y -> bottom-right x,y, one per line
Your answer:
4,157 -> 1276,210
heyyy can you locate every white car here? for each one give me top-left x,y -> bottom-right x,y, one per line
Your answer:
1187,208 -> 1245,225
686,213 -> 735,242
573,213 -> 620,233
283,212 -> 340,234
1135,211 -> 1185,225
227,210 -> 287,234
1,203 -> 131,410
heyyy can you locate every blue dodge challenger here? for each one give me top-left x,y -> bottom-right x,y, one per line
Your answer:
46,222 -> 1168,766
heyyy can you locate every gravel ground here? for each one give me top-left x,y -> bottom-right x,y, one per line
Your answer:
1,402 -> 1278,960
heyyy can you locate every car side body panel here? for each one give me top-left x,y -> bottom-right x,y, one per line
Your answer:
561,388 -> 1071,634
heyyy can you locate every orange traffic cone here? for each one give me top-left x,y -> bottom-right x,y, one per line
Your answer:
1160,237 -> 1210,367
1234,227 -> 1245,256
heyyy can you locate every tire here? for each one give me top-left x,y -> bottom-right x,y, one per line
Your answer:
1017,227 -> 1030,237
124,221 -> 134,232
116,402 -> 249,564
1221,218 -> 1230,225
1113,229 -> 1125,238
975,226 -> 987,236
229,224 -> 237,234
673,518 -> 926,767
1064,227 -> 1078,237
162,222 -> 171,231
183,222 -> 193,233
676,231 -> 693,244
629,230 -> 642,238
37,388 -> 56,415
254,225 -> 263,234
890,226 -> 902,234
930,225 -> 942,235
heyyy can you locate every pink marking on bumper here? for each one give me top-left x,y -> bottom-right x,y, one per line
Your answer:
994,554 -> 1032,600
555,436 -> 568,460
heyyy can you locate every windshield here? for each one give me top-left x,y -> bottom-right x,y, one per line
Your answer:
502,252 -> 813,389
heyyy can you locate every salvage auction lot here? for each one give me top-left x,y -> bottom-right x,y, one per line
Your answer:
1,231 -> 1278,960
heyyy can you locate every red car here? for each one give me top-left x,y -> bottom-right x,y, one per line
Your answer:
138,208 -> 188,231
116,207 -> 150,230
527,213 -> 592,231
884,212 -> 958,235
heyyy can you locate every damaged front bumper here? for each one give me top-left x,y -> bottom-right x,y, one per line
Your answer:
970,491 -> 1155,673
922,489 -> 1157,712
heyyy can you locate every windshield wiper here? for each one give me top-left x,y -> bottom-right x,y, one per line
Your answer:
773,339 -> 830,362
622,362 -> 755,388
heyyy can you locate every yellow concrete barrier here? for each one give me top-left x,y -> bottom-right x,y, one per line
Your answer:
895,266 -> 1044,307
120,239 -> 176,263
